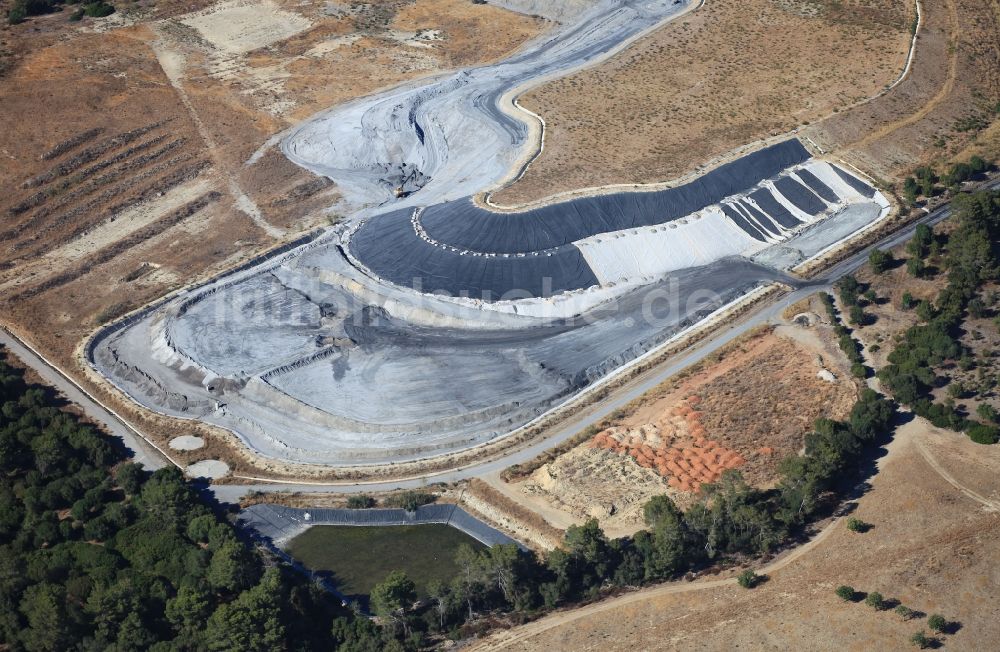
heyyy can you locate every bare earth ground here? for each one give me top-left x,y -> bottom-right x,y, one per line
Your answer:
494,0 -> 913,205
472,418 -> 1000,651
0,0 -> 543,474
495,323 -> 859,538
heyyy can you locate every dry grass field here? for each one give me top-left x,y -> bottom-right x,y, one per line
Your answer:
0,0 -> 542,358
808,0 -> 1000,179
473,418 -> 1000,651
494,0 -> 913,205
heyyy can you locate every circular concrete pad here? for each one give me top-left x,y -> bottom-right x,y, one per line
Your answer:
169,435 -> 205,451
184,460 -> 230,479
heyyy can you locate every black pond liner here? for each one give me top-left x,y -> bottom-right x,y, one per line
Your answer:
349,208 -> 599,299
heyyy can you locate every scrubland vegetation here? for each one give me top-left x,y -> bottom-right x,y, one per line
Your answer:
875,190 -> 1000,443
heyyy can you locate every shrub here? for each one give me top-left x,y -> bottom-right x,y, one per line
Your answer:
94,301 -> 133,325
83,0 -> 113,16
737,569 -> 762,589
869,249 -> 893,274
384,490 -> 436,511
910,630 -> 931,649
967,423 -> 999,444
895,605 -> 915,620
851,363 -> 867,379
846,517 -> 870,533
347,495 -> 375,509
865,591 -> 885,610
8,4 -> 27,22
927,614 -> 947,633
835,585 -> 856,601
976,403 -> 997,423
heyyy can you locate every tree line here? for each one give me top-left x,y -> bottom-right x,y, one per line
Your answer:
361,386 -> 896,644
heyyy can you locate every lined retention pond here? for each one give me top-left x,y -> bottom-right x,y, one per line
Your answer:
286,524 -> 486,600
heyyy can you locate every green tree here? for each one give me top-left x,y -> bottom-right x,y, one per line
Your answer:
452,543 -> 486,619
370,570 -> 416,635
425,580 -> 451,631
642,497 -> 691,577
837,275 -> 862,306
927,614 -> 947,633
869,249 -> 893,274
848,305 -> 865,326
903,177 -> 919,204
114,462 -> 145,495
18,583 -> 71,652
137,467 -> 196,527
915,300 -> 935,321
482,544 -> 522,605
187,514 -> 217,543
166,584 -> 212,643
908,223 -> 933,257
865,591 -> 885,610
113,611 -> 157,651
895,604 -> 915,620
835,585 -> 856,601
205,569 -> 286,652
207,540 -> 260,593
907,256 -> 926,278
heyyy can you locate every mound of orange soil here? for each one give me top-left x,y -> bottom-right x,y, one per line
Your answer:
590,395 -> 745,493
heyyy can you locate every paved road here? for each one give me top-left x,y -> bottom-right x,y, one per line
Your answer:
3,180 -> 995,503
211,179 -> 998,502
0,328 -> 170,471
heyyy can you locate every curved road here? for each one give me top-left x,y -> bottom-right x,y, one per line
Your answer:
209,179 -> 996,501
3,181 -> 992,503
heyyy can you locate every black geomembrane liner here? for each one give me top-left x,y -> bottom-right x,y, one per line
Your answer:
419,139 -> 811,253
